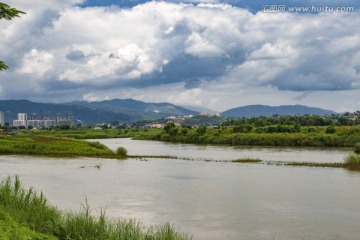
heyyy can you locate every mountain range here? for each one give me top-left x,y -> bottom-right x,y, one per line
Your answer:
221,104 -> 336,118
0,99 -> 337,124
0,99 -> 197,124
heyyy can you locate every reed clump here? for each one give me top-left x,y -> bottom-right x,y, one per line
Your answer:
354,142 -> 360,154
0,176 -> 192,240
344,154 -> 360,169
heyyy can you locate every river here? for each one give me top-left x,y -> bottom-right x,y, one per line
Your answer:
0,138 -> 359,239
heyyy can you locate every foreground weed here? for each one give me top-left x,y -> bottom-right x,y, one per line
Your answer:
0,176 -> 192,240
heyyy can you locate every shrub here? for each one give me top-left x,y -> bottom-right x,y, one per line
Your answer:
325,125 -> 336,134
344,154 -> 360,165
355,142 -> 360,154
196,126 -> 207,135
116,147 -> 127,157
88,141 -> 108,150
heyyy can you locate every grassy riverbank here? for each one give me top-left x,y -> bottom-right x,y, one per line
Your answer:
136,125 -> 360,148
18,128 -> 157,139
0,136 -> 126,159
0,176 -> 191,240
15,126 -> 360,148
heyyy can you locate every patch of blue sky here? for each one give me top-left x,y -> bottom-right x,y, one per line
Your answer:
79,0 -> 360,13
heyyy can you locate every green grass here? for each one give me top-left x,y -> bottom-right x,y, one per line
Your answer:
0,176 -> 62,236
0,206 -> 56,240
0,136 -> 127,159
19,129 -> 161,140
16,127 -> 360,148
137,126 -> 360,148
0,176 -> 192,240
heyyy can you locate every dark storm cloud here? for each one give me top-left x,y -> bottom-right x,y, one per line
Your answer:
159,55 -> 228,84
66,50 -> 86,61
184,78 -> 203,89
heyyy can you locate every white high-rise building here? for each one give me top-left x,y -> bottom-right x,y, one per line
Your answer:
17,113 -> 27,121
13,113 -> 27,127
0,111 -> 4,126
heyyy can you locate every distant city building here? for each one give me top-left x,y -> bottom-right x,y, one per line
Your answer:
12,112 -> 73,128
27,119 -> 57,128
13,113 -> 28,127
0,111 -> 4,126
17,113 -> 27,121
29,113 -> 37,120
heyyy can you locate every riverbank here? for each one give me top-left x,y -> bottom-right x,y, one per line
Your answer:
136,125 -> 360,147
0,136 -> 126,159
18,128 -> 157,139
0,176 -> 191,240
16,126 -> 360,148
2,134 -> 359,171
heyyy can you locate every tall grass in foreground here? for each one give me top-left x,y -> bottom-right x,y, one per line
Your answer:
0,176 -> 62,235
0,176 -> 192,240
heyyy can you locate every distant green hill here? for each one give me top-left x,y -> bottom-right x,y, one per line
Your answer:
66,99 -> 197,119
221,104 -> 336,118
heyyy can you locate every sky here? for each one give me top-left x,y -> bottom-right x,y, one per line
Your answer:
0,0 -> 360,112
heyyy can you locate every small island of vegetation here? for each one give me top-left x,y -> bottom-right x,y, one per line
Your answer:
0,135 -> 127,159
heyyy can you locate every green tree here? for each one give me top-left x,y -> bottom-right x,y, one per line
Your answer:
0,2 -> 25,70
164,123 -> 176,133
325,125 -> 336,134
196,126 -> 207,135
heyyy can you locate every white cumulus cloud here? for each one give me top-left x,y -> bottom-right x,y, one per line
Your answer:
0,1 -> 360,112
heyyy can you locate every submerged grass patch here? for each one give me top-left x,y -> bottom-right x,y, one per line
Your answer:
284,162 -> 345,168
232,158 -> 262,163
0,176 -> 192,240
228,155 -> 360,171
